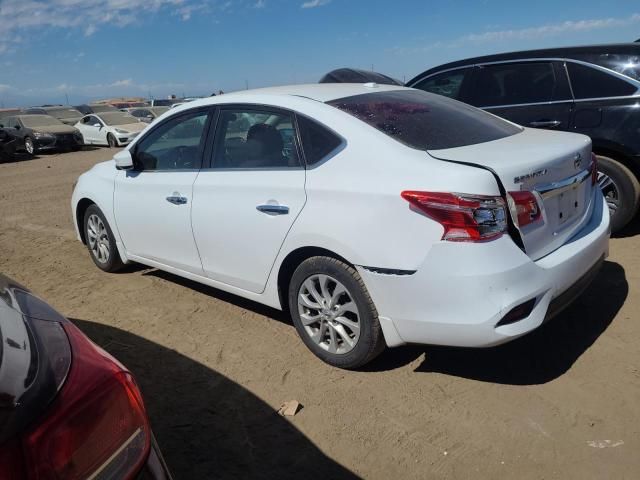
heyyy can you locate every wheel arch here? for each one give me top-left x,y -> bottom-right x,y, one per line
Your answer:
591,142 -> 640,180
75,197 -> 96,244
276,246 -> 354,312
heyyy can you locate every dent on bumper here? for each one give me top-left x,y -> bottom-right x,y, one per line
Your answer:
360,193 -> 610,348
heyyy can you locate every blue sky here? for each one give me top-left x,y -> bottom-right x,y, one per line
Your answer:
0,0 -> 639,106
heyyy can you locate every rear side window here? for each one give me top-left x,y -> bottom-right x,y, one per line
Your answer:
297,115 -> 342,166
473,62 -> 567,106
412,68 -> 471,100
566,62 -> 638,99
327,89 -> 521,150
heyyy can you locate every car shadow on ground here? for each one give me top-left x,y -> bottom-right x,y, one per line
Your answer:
71,318 -> 358,480
364,260 -> 627,385
142,269 -> 290,324
139,261 -> 626,386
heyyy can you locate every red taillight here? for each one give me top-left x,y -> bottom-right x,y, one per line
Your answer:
401,191 -> 507,241
591,152 -> 598,186
507,191 -> 541,228
22,323 -> 150,480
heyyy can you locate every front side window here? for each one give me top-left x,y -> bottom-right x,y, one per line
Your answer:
567,62 -> 638,99
473,62 -> 565,106
412,69 -> 470,100
212,108 -> 300,169
328,89 -> 521,151
134,109 -> 209,171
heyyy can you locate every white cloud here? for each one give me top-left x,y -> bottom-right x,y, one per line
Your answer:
392,13 -> 640,54
301,0 -> 330,9
0,84 -> 12,92
461,13 -> 640,43
254,0 -> 266,8
0,0 -> 213,53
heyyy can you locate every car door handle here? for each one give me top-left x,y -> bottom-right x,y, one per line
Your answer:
256,204 -> 289,215
166,195 -> 188,205
529,120 -> 562,128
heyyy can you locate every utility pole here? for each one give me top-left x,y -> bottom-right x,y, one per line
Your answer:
65,93 -> 70,105
245,79 -> 249,90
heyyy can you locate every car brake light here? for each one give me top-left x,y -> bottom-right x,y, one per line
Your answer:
507,191 -> 541,228
401,191 -> 507,241
21,322 -> 150,480
590,152 -> 598,186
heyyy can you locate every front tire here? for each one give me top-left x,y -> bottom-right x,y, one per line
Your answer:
24,136 -> 35,155
596,155 -> 640,233
83,205 -> 124,272
107,133 -> 117,148
288,256 -> 386,369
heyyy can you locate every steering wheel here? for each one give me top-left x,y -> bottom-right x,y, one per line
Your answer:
174,145 -> 192,169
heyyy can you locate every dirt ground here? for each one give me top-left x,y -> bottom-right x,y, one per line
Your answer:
1,148 -> 639,480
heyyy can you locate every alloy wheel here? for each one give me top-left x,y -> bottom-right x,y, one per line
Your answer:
297,274 -> 361,354
25,137 -> 34,155
87,214 -> 110,264
597,170 -> 620,217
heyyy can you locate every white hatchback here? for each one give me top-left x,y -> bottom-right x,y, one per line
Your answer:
71,84 -> 610,368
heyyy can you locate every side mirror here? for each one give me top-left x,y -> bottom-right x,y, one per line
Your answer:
93,123 -> 101,128
14,125 -> 20,130
114,150 -> 134,170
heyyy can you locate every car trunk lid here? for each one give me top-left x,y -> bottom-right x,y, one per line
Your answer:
428,127 -> 595,260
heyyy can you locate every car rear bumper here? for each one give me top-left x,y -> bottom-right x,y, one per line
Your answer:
358,189 -> 610,348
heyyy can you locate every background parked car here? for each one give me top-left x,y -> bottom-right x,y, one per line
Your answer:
0,114 -> 83,154
320,67 -> 404,85
0,127 -> 23,162
128,106 -> 170,123
0,273 -> 172,479
75,111 -> 146,147
149,98 -> 181,107
23,106 -> 84,126
407,42 -> 640,232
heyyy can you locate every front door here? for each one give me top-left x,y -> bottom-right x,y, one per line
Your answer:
113,108 -> 213,275
191,106 -> 306,293
470,61 -> 574,130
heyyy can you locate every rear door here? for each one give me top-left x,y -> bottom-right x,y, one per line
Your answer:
191,106 -> 306,293
470,61 -> 574,130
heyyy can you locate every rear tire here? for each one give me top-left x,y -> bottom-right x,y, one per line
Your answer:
288,256 -> 386,369
83,205 -> 124,272
596,155 -> 640,233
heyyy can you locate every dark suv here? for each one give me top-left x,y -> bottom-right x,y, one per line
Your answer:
407,43 -> 640,232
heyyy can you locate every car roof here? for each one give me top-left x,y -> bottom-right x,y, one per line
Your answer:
408,42 -> 640,84
185,83 -> 410,109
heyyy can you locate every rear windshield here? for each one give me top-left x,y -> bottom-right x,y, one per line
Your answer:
327,89 -> 521,150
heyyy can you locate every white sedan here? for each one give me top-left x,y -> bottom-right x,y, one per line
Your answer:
71,84 -> 610,368
74,112 -> 147,148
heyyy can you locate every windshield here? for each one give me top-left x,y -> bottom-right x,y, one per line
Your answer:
21,115 -> 65,127
327,89 -> 521,150
99,112 -> 137,126
45,108 -> 82,119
